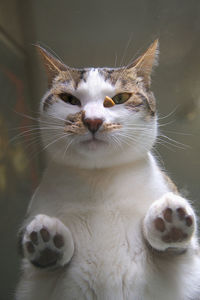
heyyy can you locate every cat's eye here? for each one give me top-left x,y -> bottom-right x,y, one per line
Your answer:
58,93 -> 81,106
112,93 -> 131,104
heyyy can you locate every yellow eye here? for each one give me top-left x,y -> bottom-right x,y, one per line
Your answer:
112,93 -> 131,104
59,93 -> 81,106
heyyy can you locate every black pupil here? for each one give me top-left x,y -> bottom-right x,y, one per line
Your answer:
118,95 -> 122,102
68,95 -> 73,103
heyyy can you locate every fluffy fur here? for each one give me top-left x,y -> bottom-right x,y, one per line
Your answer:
16,40 -> 200,300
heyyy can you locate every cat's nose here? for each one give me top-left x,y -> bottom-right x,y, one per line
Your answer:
83,118 -> 103,134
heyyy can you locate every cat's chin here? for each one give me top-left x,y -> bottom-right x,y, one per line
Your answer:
80,137 -> 108,151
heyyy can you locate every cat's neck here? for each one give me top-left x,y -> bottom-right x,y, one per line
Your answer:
45,152 -> 160,185
39,152 -> 168,209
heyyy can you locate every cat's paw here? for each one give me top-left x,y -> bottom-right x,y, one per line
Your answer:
22,214 -> 74,268
143,193 -> 196,251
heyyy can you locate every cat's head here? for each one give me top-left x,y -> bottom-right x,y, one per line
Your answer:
37,40 -> 159,168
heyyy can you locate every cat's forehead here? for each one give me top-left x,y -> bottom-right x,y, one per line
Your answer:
77,69 -> 115,97
55,67 -> 138,93
99,67 -> 138,91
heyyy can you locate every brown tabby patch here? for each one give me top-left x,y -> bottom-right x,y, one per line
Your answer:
102,123 -> 122,132
43,94 -> 55,111
125,93 -> 143,111
64,111 -> 86,134
64,111 -> 122,134
54,69 -> 88,89
44,66 -> 156,116
99,67 -> 137,87
98,68 -> 122,85
42,70 -> 89,111
99,68 -> 156,116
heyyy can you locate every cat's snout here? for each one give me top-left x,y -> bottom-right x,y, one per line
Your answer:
82,118 -> 103,134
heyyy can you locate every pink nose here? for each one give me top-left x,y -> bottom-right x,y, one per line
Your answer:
83,118 -> 103,134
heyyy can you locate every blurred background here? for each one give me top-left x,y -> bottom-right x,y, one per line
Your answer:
0,0 -> 200,299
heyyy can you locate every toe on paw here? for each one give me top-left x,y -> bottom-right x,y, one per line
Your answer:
30,231 -> 38,245
176,207 -> 186,220
26,241 -> 35,254
53,234 -> 65,249
185,216 -> 193,227
163,208 -> 173,223
154,217 -> 166,232
40,228 -> 50,242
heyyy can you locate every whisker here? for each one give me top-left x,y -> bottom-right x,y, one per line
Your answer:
28,134 -> 70,161
115,43 -> 145,83
151,146 -> 166,170
114,131 -> 151,153
156,140 -> 176,152
114,52 -> 118,68
161,129 -> 192,136
20,137 -> 43,152
157,138 -> 187,151
12,110 -> 66,128
158,134 -> 190,149
18,131 -> 66,155
119,34 -> 133,68
9,126 -> 64,143
110,134 -> 123,151
42,134 -> 69,151
62,137 -> 74,159
157,106 -> 179,121
158,120 -> 176,128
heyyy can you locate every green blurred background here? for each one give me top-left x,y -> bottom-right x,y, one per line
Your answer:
0,0 -> 200,299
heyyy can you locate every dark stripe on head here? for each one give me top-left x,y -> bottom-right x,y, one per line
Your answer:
73,69 -> 87,89
106,69 -> 114,75
17,228 -> 26,257
136,92 -> 156,116
43,94 -> 54,111
79,70 -> 86,81
121,79 -> 128,88
98,68 -> 121,84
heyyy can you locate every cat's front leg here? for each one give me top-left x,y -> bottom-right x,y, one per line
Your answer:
20,214 -> 74,269
143,192 -> 196,251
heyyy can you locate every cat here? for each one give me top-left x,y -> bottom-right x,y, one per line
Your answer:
15,40 -> 200,300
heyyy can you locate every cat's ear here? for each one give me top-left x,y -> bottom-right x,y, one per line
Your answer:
36,45 -> 68,87
128,39 -> 159,87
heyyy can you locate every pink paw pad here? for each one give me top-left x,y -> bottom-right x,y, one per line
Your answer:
154,206 -> 194,243
25,228 -> 65,268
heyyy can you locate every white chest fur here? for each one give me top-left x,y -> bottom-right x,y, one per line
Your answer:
23,153 -> 173,299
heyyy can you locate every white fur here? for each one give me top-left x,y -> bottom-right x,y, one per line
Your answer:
16,70 -> 200,300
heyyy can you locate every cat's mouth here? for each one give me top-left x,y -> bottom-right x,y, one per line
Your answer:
81,137 -> 107,150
